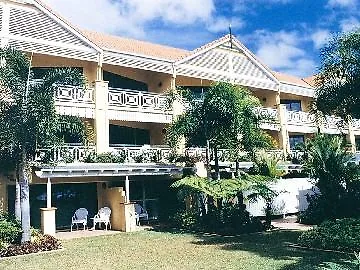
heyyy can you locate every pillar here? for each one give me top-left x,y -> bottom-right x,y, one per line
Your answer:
171,70 -> 186,154
278,104 -> 290,158
40,178 -> 56,236
0,178 -> 8,213
94,80 -> 109,153
348,116 -> 356,153
125,176 -> 130,203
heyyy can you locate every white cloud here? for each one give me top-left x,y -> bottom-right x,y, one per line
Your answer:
311,29 -> 331,49
340,17 -> 360,32
206,17 -> 244,33
327,0 -> 357,7
249,30 -> 316,77
43,0 -> 215,38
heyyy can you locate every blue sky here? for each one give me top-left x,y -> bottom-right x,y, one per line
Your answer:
44,0 -> 360,78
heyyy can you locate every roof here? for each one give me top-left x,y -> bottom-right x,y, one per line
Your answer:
273,72 -> 313,88
32,0 -> 314,87
82,29 -> 190,61
303,75 -> 317,87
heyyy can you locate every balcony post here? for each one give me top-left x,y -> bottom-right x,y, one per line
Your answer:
278,104 -> 290,158
348,116 -> 356,153
94,80 -> 109,153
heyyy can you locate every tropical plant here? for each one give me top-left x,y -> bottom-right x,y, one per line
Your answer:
0,48 -> 85,242
315,30 -> 360,119
300,134 -> 360,224
166,82 -> 272,179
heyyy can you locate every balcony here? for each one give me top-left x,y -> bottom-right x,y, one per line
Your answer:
107,87 -> 173,123
55,85 -> 95,118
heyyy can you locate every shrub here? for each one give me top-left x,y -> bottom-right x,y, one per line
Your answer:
83,151 -> 126,163
0,235 -> 62,258
0,213 -> 22,244
170,209 -> 201,230
298,218 -> 360,252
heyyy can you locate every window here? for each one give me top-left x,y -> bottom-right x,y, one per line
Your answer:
181,86 -> 210,100
31,67 -> 83,79
109,125 -> 150,145
281,100 -> 302,111
289,135 -> 304,149
103,71 -> 148,91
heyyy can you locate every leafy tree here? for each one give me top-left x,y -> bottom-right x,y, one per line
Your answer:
315,30 -> 360,119
300,134 -> 360,224
167,82 -> 272,179
0,48 -> 85,242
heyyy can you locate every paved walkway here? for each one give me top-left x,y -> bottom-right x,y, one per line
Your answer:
272,216 -> 314,231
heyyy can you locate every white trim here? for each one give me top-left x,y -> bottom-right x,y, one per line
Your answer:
0,2 -> 9,47
232,39 -> 279,83
4,33 -> 97,53
30,0 -> 103,53
103,47 -> 175,63
176,36 -> 230,65
178,63 -> 278,86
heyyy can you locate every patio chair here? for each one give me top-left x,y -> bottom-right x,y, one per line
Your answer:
134,204 -> 149,225
71,208 -> 88,232
92,207 -> 112,230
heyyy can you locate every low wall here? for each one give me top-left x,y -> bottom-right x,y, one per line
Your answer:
245,178 -> 318,217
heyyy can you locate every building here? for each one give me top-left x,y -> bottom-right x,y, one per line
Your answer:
0,0 -> 358,231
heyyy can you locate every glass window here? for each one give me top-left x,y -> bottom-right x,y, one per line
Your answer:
181,86 -> 210,100
281,100 -> 302,111
103,71 -> 148,91
109,125 -> 150,145
289,135 -> 305,149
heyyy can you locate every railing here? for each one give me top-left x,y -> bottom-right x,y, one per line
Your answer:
323,115 -> 346,130
35,144 -> 96,163
110,144 -> 172,163
287,110 -> 316,126
253,107 -> 278,121
55,85 -> 94,104
108,88 -> 170,113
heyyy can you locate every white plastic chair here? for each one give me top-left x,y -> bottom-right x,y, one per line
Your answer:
134,204 -> 149,225
71,208 -> 88,232
92,207 -> 112,230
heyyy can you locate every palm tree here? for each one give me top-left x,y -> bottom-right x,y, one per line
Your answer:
0,48 -> 85,242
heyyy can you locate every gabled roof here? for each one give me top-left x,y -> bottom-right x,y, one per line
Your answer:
81,30 -> 190,61
31,0 -> 102,53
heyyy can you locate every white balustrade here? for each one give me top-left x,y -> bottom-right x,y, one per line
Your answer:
287,110 -> 316,126
108,88 -> 170,113
110,145 -> 172,163
55,85 -> 94,104
323,115 -> 346,130
35,144 -> 96,163
253,107 -> 278,122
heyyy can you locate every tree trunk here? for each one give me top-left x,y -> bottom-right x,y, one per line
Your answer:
15,179 -> 21,221
19,153 -> 31,243
205,140 -> 212,180
214,146 -> 220,180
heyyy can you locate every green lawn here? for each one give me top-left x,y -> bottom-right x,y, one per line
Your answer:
0,230 -> 355,270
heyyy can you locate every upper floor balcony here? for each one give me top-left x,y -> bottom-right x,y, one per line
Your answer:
55,84 -> 173,124
53,83 -> 360,135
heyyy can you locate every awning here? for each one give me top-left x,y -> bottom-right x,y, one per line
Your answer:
35,163 -> 183,179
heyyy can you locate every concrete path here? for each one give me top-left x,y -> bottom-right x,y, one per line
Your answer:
272,216 -> 314,231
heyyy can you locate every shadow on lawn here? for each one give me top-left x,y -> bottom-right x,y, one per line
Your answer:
150,226 -> 355,270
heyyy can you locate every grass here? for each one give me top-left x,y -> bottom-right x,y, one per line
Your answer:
0,229 -> 356,270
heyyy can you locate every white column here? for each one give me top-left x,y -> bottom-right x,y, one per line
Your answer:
1,3 -> 10,48
142,179 -> 146,210
46,178 -> 52,208
348,116 -> 356,153
94,80 -> 109,153
125,176 -> 130,203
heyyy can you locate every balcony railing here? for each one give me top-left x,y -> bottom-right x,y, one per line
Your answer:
110,144 -> 172,163
55,85 -> 94,104
35,143 -> 96,163
108,88 -> 170,114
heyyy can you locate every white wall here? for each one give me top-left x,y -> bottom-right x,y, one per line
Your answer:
245,178 -> 318,217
